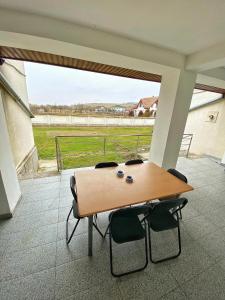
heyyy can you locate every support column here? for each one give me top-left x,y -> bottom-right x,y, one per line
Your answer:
150,69 -> 197,169
221,152 -> 225,165
0,90 -> 21,218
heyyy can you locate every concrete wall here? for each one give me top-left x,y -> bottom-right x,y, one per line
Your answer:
1,59 -> 29,107
0,60 -> 38,174
32,114 -> 155,126
0,91 -> 21,216
185,98 -> 225,159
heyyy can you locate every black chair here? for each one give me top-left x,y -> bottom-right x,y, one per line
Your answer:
106,206 -> 148,277
66,176 -> 103,244
146,198 -> 188,263
94,162 -> 118,222
167,168 -> 188,184
167,169 -> 188,219
125,159 -> 144,165
95,162 -> 118,168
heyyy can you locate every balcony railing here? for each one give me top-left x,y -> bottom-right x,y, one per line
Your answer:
55,133 -> 193,171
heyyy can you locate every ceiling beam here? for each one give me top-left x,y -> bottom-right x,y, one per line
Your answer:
186,41 -> 225,72
0,7 -> 185,71
0,46 -> 162,83
2,46 -> 225,94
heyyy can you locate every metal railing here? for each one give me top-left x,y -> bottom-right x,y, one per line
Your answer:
180,134 -> 193,158
55,133 -> 193,171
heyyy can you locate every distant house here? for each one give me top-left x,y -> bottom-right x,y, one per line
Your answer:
111,106 -> 125,113
133,97 -> 158,117
94,106 -> 106,113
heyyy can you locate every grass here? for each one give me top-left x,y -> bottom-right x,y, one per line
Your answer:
33,126 -> 153,169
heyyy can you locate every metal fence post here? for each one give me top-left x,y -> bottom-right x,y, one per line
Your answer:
136,135 -> 140,157
55,137 -> 60,172
186,134 -> 193,158
103,137 -> 106,156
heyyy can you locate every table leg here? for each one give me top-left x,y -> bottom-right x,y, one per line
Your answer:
88,215 -> 93,256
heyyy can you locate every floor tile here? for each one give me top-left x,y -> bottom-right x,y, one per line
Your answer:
55,255 -> 110,299
118,263 -> 178,299
197,230 -> 225,262
160,288 -> 187,300
0,243 -> 56,281
183,264 -> 225,299
166,241 -> 214,284
0,268 -> 55,300
56,232 -> 106,266
14,198 -> 59,216
182,215 -> 219,240
0,209 -> 58,234
2,157 -> 225,299
3,223 -> 57,253
64,282 -> 122,300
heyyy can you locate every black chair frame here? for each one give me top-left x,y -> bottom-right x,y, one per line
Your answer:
107,206 -> 148,277
167,168 -> 188,220
148,217 -> 181,264
66,176 -> 103,244
95,162 -> 118,168
146,198 -> 187,264
125,159 -> 144,165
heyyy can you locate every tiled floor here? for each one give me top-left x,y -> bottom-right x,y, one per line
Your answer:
1,157 -> 225,299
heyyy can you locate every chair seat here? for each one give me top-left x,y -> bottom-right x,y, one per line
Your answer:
110,215 -> 146,244
149,209 -> 178,231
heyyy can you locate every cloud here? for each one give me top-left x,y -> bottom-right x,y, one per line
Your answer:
25,62 -> 160,104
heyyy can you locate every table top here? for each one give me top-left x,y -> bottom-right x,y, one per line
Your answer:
75,162 -> 193,217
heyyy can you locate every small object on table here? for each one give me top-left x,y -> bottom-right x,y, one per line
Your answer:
117,170 -> 124,178
126,175 -> 133,183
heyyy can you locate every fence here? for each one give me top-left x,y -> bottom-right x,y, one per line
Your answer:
55,133 -> 193,171
32,114 -> 155,127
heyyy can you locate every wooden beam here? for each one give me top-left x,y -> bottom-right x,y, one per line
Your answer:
0,46 -> 161,83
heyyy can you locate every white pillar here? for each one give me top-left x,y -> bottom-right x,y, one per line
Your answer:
150,69 -> 197,169
0,90 -> 21,218
221,152 -> 225,165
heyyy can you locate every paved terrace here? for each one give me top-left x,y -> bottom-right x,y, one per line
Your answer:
0,158 -> 225,299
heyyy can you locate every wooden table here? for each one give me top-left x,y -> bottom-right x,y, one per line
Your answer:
75,162 -> 193,256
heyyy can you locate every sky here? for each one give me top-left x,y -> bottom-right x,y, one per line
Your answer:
24,62 -> 160,105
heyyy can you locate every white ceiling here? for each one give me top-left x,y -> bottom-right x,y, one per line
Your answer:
0,0 -> 225,55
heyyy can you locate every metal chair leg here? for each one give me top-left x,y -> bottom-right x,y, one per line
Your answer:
109,225 -> 148,277
93,222 -> 104,237
66,206 -> 73,241
103,223 -> 110,238
66,216 -> 80,245
148,223 -> 181,264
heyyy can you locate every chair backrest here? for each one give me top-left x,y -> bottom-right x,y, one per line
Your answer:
95,162 -> 118,168
167,168 -> 188,183
125,159 -> 144,165
110,205 -> 148,222
70,175 -> 77,201
149,198 -> 188,217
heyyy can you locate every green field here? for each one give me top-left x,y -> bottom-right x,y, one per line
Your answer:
33,126 -> 153,169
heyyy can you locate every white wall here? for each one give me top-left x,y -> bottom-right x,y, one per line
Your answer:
0,90 -> 21,216
185,99 -> 225,159
1,59 -> 29,107
3,90 -> 35,168
32,115 -> 155,127
0,60 -> 35,169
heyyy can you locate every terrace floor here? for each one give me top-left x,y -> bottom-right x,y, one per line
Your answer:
1,157 -> 225,299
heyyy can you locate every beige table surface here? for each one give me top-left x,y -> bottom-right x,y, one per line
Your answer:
75,162 -> 193,217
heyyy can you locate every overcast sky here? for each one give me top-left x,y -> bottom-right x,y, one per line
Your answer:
24,62 -> 160,105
